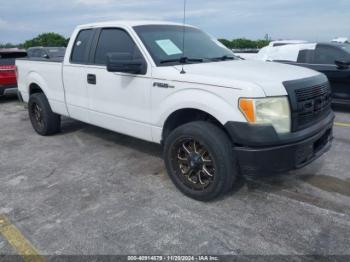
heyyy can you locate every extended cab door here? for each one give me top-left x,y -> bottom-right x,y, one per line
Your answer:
85,27 -> 153,141
63,28 -> 95,123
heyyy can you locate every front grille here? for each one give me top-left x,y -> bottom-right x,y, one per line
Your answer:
283,76 -> 332,132
295,83 -> 330,102
294,82 -> 332,130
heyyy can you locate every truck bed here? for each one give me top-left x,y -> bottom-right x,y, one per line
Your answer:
16,58 -> 68,116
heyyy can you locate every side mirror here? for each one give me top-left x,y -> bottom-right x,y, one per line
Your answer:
335,60 -> 350,69
107,53 -> 146,75
42,54 -> 49,59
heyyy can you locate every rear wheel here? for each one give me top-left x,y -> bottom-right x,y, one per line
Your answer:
28,93 -> 61,136
164,121 -> 237,201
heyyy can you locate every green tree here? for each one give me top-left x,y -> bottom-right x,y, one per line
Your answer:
255,39 -> 271,49
218,38 -> 234,49
21,33 -> 69,49
218,38 -> 271,49
0,43 -> 18,48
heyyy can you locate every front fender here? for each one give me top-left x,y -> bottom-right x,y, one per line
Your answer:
154,88 -> 247,127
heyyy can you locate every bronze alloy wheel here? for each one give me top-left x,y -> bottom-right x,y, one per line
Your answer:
31,102 -> 45,130
164,121 -> 237,201
171,138 -> 216,191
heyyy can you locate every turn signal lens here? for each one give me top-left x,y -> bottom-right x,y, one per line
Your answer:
239,99 -> 256,123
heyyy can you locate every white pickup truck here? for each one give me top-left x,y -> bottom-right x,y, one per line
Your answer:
16,21 -> 334,201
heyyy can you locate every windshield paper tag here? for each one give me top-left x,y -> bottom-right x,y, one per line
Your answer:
156,39 -> 182,56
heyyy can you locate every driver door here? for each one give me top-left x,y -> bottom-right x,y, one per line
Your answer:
86,27 -> 153,141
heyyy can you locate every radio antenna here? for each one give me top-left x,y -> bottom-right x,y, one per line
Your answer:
180,0 -> 187,74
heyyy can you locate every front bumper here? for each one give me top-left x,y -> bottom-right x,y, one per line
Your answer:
226,113 -> 334,176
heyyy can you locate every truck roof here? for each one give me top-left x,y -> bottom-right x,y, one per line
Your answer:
269,40 -> 308,47
77,20 -> 190,29
0,48 -> 26,54
318,42 -> 350,48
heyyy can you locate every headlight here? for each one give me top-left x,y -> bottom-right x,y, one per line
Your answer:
239,97 -> 291,134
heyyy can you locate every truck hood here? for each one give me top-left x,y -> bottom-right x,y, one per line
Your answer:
173,60 -> 321,96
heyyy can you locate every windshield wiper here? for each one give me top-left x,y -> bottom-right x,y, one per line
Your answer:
160,57 -> 204,64
208,55 -> 235,61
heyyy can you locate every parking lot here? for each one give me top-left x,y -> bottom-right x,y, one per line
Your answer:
0,96 -> 350,256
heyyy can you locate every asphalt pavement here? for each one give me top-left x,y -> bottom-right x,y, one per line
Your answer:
0,96 -> 349,257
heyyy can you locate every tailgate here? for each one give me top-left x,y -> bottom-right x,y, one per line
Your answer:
0,65 -> 16,86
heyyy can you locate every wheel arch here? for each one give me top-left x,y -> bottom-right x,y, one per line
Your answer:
161,108 -> 232,144
29,83 -> 45,96
26,72 -> 49,98
154,88 -> 245,144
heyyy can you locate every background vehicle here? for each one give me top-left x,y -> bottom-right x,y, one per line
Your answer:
233,49 -> 258,60
256,42 -> 350,104
16,21 -> 334,201
332,37 -> 349,44
233,41 -> 308,60
27,47 -> 66,59
0,49 -> 27,96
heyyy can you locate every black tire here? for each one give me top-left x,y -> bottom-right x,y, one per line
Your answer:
164,121 -> 237,201
28,93 -> 61,136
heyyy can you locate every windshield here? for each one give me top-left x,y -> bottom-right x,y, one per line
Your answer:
46,47 -> 66,58
133,25 -> 235,66
341,44 -> 350,54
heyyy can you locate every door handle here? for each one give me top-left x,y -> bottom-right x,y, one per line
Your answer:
87,74 -> 96,85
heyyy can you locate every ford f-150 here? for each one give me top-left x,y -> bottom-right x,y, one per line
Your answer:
16,21 -> 334,201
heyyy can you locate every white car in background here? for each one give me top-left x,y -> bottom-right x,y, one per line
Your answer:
255,41 -> 315,62
332,37 -> 349,44
234,40 -> 308,60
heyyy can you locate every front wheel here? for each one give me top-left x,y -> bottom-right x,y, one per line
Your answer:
164,121 -> 237,201
28,93 -> 61,136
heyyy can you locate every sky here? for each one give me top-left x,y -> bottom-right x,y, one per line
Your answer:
0,0 -> 349,44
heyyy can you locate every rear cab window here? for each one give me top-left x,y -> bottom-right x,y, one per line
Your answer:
297,49 -> 315,63
47,47 -> 66,58
314,44 -> 347,65
341,44 -> 350,54
70,29 -> 94,64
